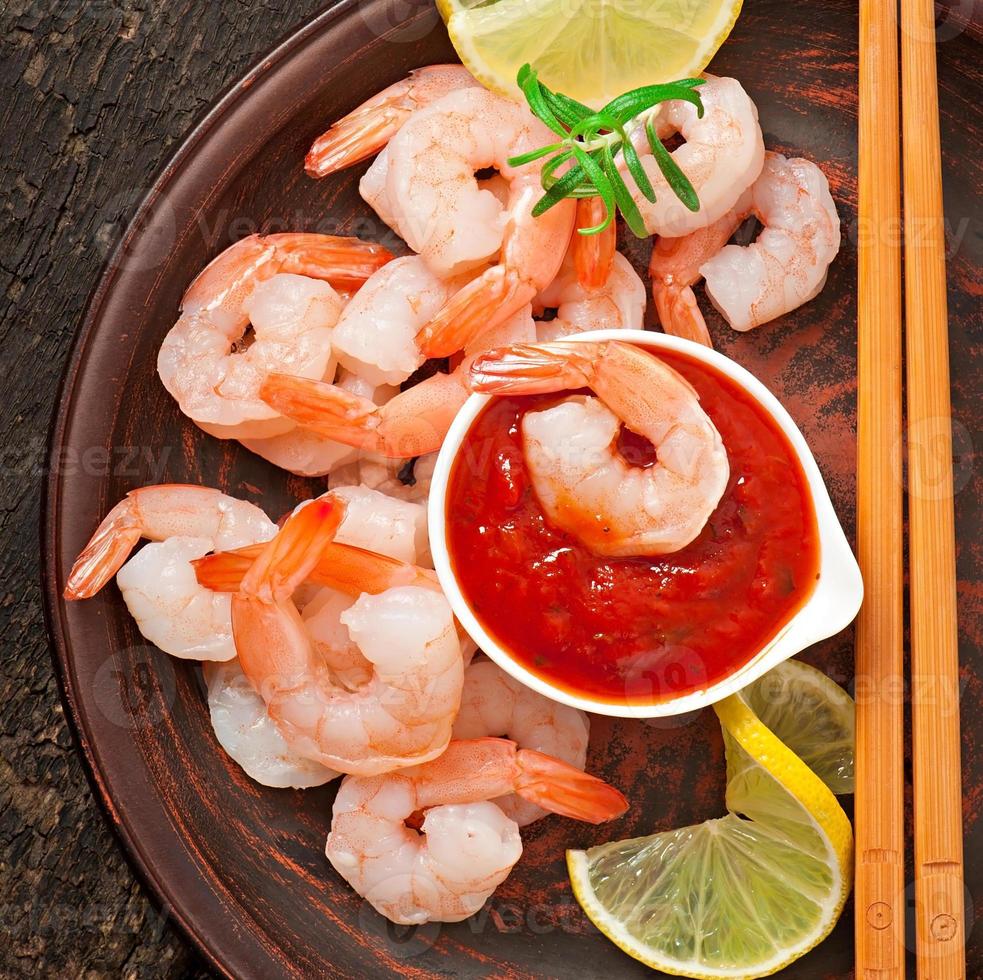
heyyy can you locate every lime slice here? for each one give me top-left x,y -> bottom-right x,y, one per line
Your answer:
437,0 -> 744,109
568,663 -> 854,979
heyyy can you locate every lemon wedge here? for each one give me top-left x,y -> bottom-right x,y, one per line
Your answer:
567,660 -> 854,979
437,0 -> 744,108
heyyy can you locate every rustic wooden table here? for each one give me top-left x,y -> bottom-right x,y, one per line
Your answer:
3,1 -> 980,977
1,3 -> 323,975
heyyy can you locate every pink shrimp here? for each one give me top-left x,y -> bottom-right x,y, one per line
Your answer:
227,499 -> 464,775
326,737 -> 628,924
648,200 -> 749,347
257,306 -> 536,459
305,65 -> 479,178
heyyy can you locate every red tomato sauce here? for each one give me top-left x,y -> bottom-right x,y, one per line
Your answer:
446,347 -> 821,705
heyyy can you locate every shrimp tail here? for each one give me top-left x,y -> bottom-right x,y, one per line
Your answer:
260,374 -> 381,448
654,284 -> 714,348
468,341 -> 599,395
197,538 -> 437,596
263,233 -> 394,292
263,372 -> 462,459
193,545 -> 263,592
306,65 -> 475,178
573,198 -> 616,290
261,374 -> 377,423
416,267 -> 537,358
514,748 -> 629,824
306,114 -> 398,178
63,498 -> 142,600
240,498 -> 345,601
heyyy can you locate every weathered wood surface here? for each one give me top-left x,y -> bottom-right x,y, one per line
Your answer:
0,2 -> 323,975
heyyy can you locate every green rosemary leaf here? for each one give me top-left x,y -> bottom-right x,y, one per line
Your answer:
620,134 -> 656,203
646,118 -> 700,212
514,66 -> 702,229
569,110 -> 621,140
519,67 -> 569,136
602,80 -> 704,120
602,146 -> 647,238
570,145 -> 615,233
533,160 -> 588,215
543,89 -> 593,128
507,142 -> 565,168
540,149 -> 576,189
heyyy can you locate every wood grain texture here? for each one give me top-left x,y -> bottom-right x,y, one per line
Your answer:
855,0 -> 906,974
4,0 -> 981,978
901,0 -> 966,975
0,1 -> 325,976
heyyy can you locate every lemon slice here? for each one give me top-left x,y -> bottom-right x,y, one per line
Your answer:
437,0 -> 744,109
567,663 -> 854,979
739,659 -> 855,795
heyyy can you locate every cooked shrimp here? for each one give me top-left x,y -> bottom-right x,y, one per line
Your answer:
451,661 -> 590,826
64,485 -> 275,600
325,737 -> 628,924
334,452 -> 439,508
701,152 -> 841,331
63,485 -> 277,661
158,235 -> 391,439
573,197 -> 617,290
328,255 -> 469,388
306,65 -> 479,178
240,371 -> 398,476
331,484 -> 428,565
648,200 -> 749,347
193,485 -> 429,690
205,659 -> 340,788
368,87 -> 574,354
157,251 -> 330,438
260,306 -> 536,459
535,251 -> 646,342
229,499 -> 463,775
195,529 -> 440,599
623,75 -> 764,238
469,341 -> 729,556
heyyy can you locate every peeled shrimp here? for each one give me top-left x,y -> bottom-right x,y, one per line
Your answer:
63,485 -> 277,661
228,498 -> 463,775
158,235 -> 391,439
240,371 -> 399,477
306,65 -> 479,178
624,75 -> 764,238
194,485 -> 431,695
325,737 -> 628,924
701,152 -> 841,331
451,660 -> 590,826
331,484 -> 428,566
371,87 -> 575,355
650,152 -> 840,340
328,255 -> 469,388
205,659 -> 340,788
648,204 -> 747,346
535,251 -> 646,342
260,306 -> 536,459
334,452 -> 438,508
470,341 -> 729,556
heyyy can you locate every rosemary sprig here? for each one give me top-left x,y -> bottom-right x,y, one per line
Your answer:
507,64 -> 705,237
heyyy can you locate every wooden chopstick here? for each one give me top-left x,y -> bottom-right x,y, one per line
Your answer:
854,0 -> 907,974
900,0 -> 967,975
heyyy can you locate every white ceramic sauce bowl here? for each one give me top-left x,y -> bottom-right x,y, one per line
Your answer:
428,329 -> 863,718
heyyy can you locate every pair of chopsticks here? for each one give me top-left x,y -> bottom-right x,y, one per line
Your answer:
855,0 -> 965,976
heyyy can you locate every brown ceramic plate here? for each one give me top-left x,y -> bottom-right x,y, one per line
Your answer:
42,0 -> 982,976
